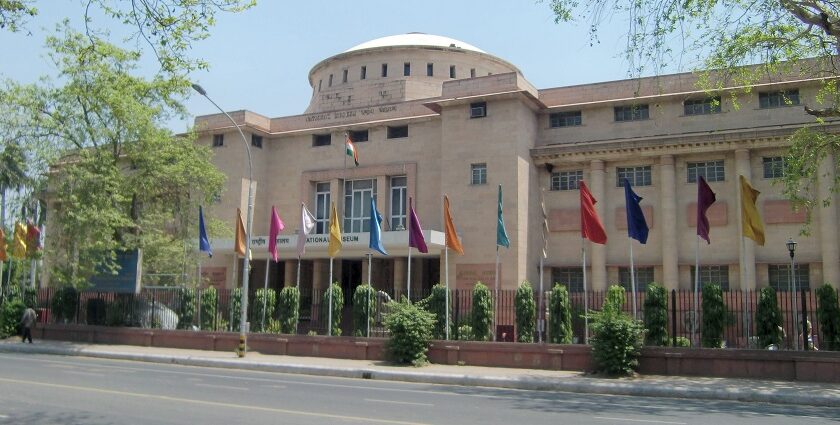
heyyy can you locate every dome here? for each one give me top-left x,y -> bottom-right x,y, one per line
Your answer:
345,33 -> 485,54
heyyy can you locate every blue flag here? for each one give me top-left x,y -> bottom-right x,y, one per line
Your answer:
497,184 -> 510,248
623,179 -> 649,244
199,206 -> 212,257
369,197 -> 388,255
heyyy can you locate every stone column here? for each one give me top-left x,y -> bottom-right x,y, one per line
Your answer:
393,257 -> 407,295
589,160 -> 607,291
818,153 -> 840,286
660,155 -> 679,290
284,260 -> 296,287
735,149 -> 756,290
312,259 -> 327,292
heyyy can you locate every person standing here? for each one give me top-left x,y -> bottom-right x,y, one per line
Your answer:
20,306 -> 37,343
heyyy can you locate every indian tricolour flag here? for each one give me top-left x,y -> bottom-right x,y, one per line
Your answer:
345,133 -> 359,166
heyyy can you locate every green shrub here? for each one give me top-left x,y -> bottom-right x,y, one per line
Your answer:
229,288 -> 241,331
549,283 -> 573,344
816,284 -> 840,351
755,287 -> 784,348
384,299 -> 436,366
515,281 -> 536,342
420,284 -> 449,339
603,285 -> 625,315
470,282 -> 493,341
701,284 -> 727,348
352,284 -> 376,337
50,286 -> 79,324
0,298 -> 25,338
588,285 -> 644,376
643,283 -> 668,346
251,288 -> 277,333
176,288 -> 196,329
277,286 -> 300,334
671,336 -> 690,347
456,324 -> 474,341
105,296 -> 134,327
321,283 -> 343,336
199,287 -> 217,330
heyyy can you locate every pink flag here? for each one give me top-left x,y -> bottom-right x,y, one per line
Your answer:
268,205 -> 285,262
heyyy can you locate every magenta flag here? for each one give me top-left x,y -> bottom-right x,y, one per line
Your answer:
408,197 -> 428,253
268,205 -> 285,262
696,176 -> 716,244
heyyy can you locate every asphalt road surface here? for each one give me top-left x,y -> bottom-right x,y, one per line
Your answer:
0,353 -> 838,424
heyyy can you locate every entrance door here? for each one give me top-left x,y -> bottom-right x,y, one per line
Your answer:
341,260 -> 362,306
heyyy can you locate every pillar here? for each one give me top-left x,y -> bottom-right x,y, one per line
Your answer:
818,153 -> 840,286
393,257 -> 407,295
735,149 -> 756,290
660,155 -> 679,290
284,260 -> 295,287
312,259 -> 327,292
589,160 -> 607,291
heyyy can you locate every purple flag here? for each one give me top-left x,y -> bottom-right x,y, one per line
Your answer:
696,176 -> 716,244
268,205 -> 285,262
408,197 -> 428,253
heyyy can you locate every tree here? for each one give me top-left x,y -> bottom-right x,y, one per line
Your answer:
755,287 -> 785,348
0,141 -> 28,226
548,1 -> 840,230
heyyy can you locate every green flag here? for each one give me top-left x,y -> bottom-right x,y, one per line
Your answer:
497,184 -> 510,248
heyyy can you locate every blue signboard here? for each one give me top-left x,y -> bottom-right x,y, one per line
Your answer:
87,250 -> 141,293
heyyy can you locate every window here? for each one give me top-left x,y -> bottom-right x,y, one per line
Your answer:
360,66 -> 367,80
763,156 -> 786,178
381,63 -> 388,78
470,68 -> 476,78
387,125 -> 408,139
552,267 -> 584,293
470,102 -> 487,119
250,134 -> 263,149
619,267 -> 654,293
684,97 -> 721,115
549,111 -> 582,128
768,264 -> 810,291
404,62 -> 410,76
212,134 -> 224,147
691,265 -> 729,291
344,179 -> 377,233
449,65 -> 456,79
328,74 -> 333,87
312,134 -> 331,147
550,170 -> 582,191
314,182 -> 331,234
616,166 -> 652,187
342,69 -> 348,83
759,89 -> 799,108
318,80 -> 322,92
349,130 -> 368,143
687,160 -> 725,183
614,104 -> 649,122
471,163 -> 487,185
390,176 -> 407,230
427,63 -> 433,77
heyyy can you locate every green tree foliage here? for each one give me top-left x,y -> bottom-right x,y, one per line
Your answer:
755,287 -> 785,348
418,284 -> 449,339
643,283 -> 668,346
548,283 -> 573,344
470,282 -> 493,341
701,284 -> 727,348
515,281 -> 536,343
176,287 -> 195,329
588,285 -> 644,376
816,284 -> 840,351
352,284 -> 375,337
0,0 -> 37,32
321,283 -> 343,336
603,285 -> 625,315
277,286 -> 300,334
49,285 -> 78,324
199,286 -> 217,331
384,299 -> 436,366
0,298 -> 25,338
251,288 -> 276,333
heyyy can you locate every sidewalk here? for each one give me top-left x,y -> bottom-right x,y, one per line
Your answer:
1,338 -> 839,407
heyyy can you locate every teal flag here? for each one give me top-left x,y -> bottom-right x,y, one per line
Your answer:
369,197 -> 388,255
496,184 -> 510,248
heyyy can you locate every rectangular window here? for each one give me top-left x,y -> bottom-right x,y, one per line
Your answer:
390,176 -> 407,230
687,160 -> 725,183
449,65 -> 456,78
212,134 -> 224,147
312,134 -> 331,147
552,267 -> 584,293
614,104 -> 649,122
404,62 -> 411,76
314,182 -> 331,234
250,134 -> 263,149
427,63 -> 433,76
619,267 -> 655,293
470,102 -> 487,119
763,156 -> 786,179
691,265 -> 730,291
471,163 -> 487,185
550,170 -> 583,191
470,68 -> 476,78
349,130 -> 368,143
318,80 -> 322,92
342,69 -> 348,83
387,125 -> 408,139
759,89 -> 799,109
616,166 -> 652,187
549,111 -> 582,128
768,264 -> 810,291
328,74 -> 333,87
360,66 -> 367,80
381,63 -> 388,78
344,179 -> 377,233
684,97 -> 721,115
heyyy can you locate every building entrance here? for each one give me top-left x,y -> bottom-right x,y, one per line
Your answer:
341,259 -> 363,306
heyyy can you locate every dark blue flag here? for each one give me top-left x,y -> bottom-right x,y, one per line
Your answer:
623,179 -> 649,244
369,197 -> 388,255
199,206 -> 212,257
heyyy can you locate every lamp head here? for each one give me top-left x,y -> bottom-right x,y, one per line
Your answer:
786,238 -> 797,257
191,83 -> 207,96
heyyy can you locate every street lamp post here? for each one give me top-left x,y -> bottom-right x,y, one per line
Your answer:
786,238 -> 798,351
192,83 -> 254,357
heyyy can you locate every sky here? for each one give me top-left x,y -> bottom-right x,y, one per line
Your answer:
0,1 -> 679,131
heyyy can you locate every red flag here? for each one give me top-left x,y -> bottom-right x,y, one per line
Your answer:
579,181 -> 607,244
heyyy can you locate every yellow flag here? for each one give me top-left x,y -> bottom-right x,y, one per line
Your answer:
234,208 -> 246,256
740,175 -> 765,246
11,222 -> 27,259
443,195 -> 464,255
328,202 -> 342,257
0,228 -> 7,262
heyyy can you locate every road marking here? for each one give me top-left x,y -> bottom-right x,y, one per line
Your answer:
594,417 -> 686,425
63,370 -> 105,377
195,383 -> 248,391
0,377 -> 431,425
365,399 -> 434,407
265,385 -> 287,389
0,414 -> 8,418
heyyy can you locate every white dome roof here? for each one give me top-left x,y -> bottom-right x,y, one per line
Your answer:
345,33 -> 485,54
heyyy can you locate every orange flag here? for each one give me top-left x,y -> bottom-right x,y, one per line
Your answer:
234,208 -> 246,256
443,195 -> 464,255
0,228 -> 7,262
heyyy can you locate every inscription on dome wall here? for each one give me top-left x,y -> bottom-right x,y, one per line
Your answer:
305,104 -> 400,123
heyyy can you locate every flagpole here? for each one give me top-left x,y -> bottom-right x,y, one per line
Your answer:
629,240 -> 637,319
262,259 -> 270,331
494,245 -> 500,342
694,235 -> 700,347
445,245 -> 450,340
407,247 -> 412,303
328,257 -> 333,336
538,256 -> 544,343
581,238 -> 588,343
367,252 -> 372,338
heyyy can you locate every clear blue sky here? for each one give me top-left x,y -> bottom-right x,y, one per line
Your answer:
0,1 -> 674,131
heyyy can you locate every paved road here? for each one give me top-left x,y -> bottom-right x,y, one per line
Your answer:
0,353 -> 838,425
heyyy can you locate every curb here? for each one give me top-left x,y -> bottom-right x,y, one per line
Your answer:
1,344 -> 838,407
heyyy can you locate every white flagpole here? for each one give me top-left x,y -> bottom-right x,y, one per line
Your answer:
296,257 -> 301,289
629,241 -> 637,319
694,235 -> 701,347
407,247 -> 412,303
262,259 -> 270,331
367,252 -> 372,338
230,254 -> 237,332
445,245 -> 450,340
539,256 -> 544,343
494,246 -> 500,342
328,257 -> 333,336
582,238 -> 589,343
